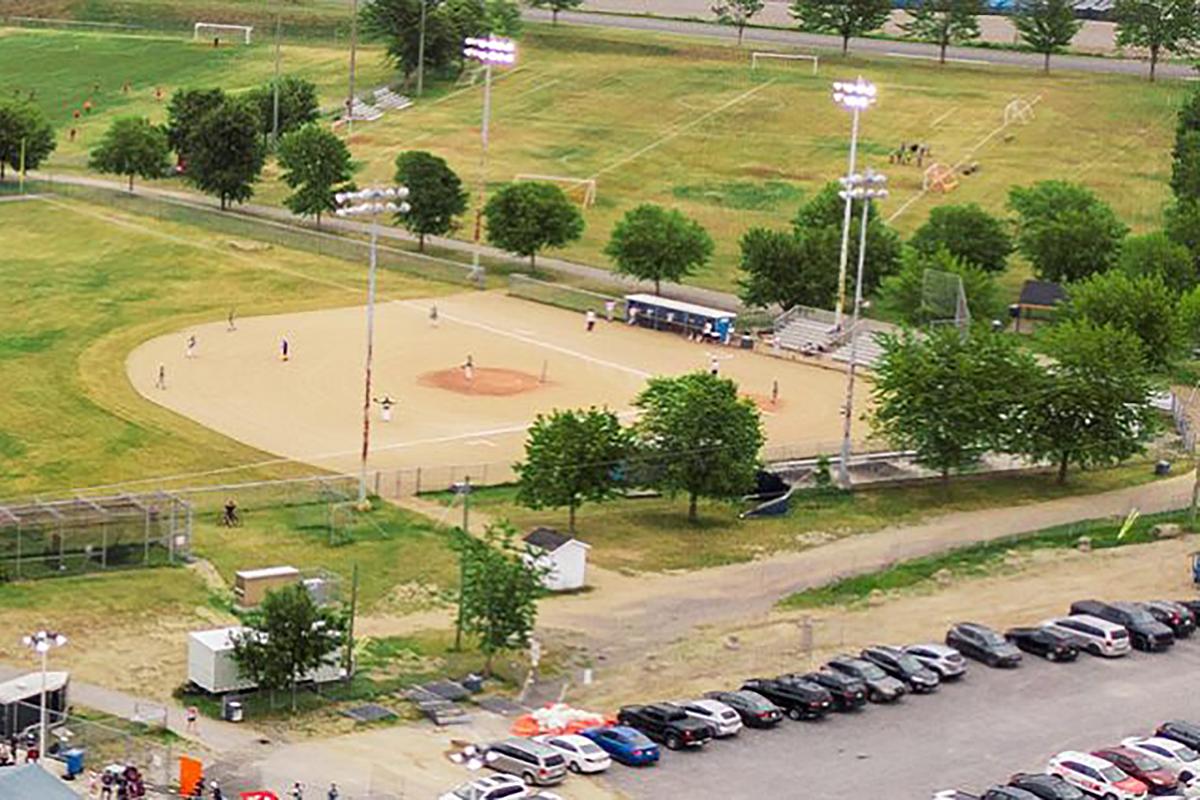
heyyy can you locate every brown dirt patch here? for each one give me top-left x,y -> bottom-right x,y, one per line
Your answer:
417,366 -> 543,396
742,392 -> 786,412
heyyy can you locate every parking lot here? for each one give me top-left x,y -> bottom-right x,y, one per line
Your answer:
602,637 -> 1200,798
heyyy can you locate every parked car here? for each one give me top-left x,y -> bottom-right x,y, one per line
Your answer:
1007,773 -> 1086,799
825,656 -> 908,703
1156,721 -> 1200,753
1040,615 -> 1132,658
1140,601 -> 1196,638
1092,747 -> 1181,795
1069,600 -> 1175,652
484,738 -> 568,786
740,677 -> 832,720
578,726 -> 660,767
532,734 -> 612,774
860,646 -> 940,693
1121,736 -> 1200,784
1047,750 -> 1148,800
1175,599 -> 1200,623
616,704 -> 714,750
703,690 -> 783,728
904,643 -> 968,679
800,670 -> 868,711
945,623 -> 1023,668
932,789 -> 1041,800
677,698 -> 743,737
1005,627 -> 1081,662
439,775 -> 530,800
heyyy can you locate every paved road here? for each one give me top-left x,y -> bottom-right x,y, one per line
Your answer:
525,7 -> 1192,79
604,636 -> 1200,798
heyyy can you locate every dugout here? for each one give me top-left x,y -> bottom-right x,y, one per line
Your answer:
0,671 -> 69,738
1011,279 -> 1066,333
625,294 -> 737,339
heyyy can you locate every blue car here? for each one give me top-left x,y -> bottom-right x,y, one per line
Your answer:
579,726 -> 660,766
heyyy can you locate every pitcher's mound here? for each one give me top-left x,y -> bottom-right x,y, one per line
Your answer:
419,367 -> 542,396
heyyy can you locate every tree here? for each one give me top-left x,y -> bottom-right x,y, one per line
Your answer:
230,584 -> 346,712
1007,181 -> 1128,283
1172,129 -> 1200,202
454,522 -> 547,676
877,247 -> 1005,326
0,99 -> 55,180
393,150 -> 468,251
605,204 -> 714,295
792,182 -> 902,298
165,88 -> 225,162
1013,0 -> 1082,73
528,0 -> 583,25
871,329 -> 1037,479
486,0 -> 523,36
1019,320 -> 1154,483
184,98 -> 266,210
514,408 -> 628,534
1117,231 -> 1196,294
245,76 -> 320,146
88,116 -> 171,192
363,0 -> 490,82
736,226 -> 840,310
1067,270 -> 1181,367
789,0 -> 892,54
1179,90 -> 1200,136
277,124 -> 354,226
1113,0 -> 1199,82
484,181 -> 584,269
712,0 -> 765,45
632,372 -> 764,523
900,0 -> 982,63
1178,284 -> 1200,346
1167,199 -> 1200,261
909,203 -> 1013,273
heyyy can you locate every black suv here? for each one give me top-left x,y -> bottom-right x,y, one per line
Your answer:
860,646 -> 940,693
740,677 -> 832,720
1004,627 -> 1080,662
1157,720 -> 1200,751
1007,773 -> 1085,800
703,690 -> 783,728
1069,600 -> 1175,652
1141,601 -> 1196,638
946,622 -> 1022,668
615,704 -> 714,750
799,671 -> 867,712
825,656 -> 907,703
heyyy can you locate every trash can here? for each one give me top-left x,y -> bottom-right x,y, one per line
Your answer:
224,701 -> 243,723
1156,460 -> 1172,476
740,333 -> 753,350
63,748 -> 85,778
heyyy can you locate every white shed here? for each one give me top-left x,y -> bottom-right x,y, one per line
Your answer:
187,626 -> 345,694
523,528 -> 590,592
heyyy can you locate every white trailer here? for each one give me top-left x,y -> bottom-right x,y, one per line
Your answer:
187,626 -> 345,694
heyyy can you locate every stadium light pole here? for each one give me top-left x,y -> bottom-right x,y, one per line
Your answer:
463,35 -> 517,285
336,187 -> 412,504
831,77 -> 877,329
417,0 -> 429,98
22,630 -> 66,761
346,0 -> 359,135
837,170 -> 888,488
271,5 -> 282,146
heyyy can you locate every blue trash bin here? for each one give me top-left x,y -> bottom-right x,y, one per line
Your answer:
63,748 -> 85,778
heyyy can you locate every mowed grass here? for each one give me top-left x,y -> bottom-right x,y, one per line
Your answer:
0,197 -> 449,497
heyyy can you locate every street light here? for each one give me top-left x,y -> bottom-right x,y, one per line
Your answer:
22,630 -> 66,760
831,76 -> 877,328
335,187 -> 411,504
463,35 -> 518,285
837,169 -> 888,488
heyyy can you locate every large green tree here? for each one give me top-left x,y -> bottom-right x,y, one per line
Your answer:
901,0 -> 983,63
605,204 -> 714,295
909,203 -> 1013,273
1007,180 -> 1128,283
1113,0 -> 1200,82
1067,270 -> 1181,367
362,0 -> 492,81
246,75 -> 320,146
165,88 -> 225,163
1013,0 -> 1082,73
515,408 -> 628,534
737,226 -> 840,310
1019,320 -> 1154,484
528,0 -> 584,25
789,0 -> 891,54
230,584 -> 347,711
1172,130 -> 1200,203
277,124 -> 354,226
712,0 -> 766,45
1178,283 -> 1200,346
877,248 -> 1004,326
633,372 -> 764,523
1117,231 -> 1196,294
0,99 -> 55,180
184,98 -> 266,210
393,150 -> 468,251
485,182 -> 584,269
792,182 -> 902,301
871,329 -> 1036,479
88,116 -> 171,192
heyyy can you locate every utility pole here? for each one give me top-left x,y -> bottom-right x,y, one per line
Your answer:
271,10 -> 282,146
345,563 -> 359,677
453,475 -> 472,651
347,0 -> 359,135
417,0 -> 428,97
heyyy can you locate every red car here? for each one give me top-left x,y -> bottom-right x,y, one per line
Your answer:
1092,747 -> 1180,796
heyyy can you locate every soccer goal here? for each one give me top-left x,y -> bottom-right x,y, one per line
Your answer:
193,22 -> 253,44
1003,97 -> 1036,126
922,268 -> 970,335
751,52 -> 819,75
515,174 -> 598,207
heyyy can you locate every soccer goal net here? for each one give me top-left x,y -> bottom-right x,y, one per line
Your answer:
751,52 -> 819,75
514,174 -> 598,207
194,22 -> 253,44
922,268 -> 970,334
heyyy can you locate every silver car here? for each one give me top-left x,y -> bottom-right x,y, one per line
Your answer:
904,644 -> 967,679
485,738 -> 568,786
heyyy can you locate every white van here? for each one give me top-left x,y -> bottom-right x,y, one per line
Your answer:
1040,615 -> 1132,657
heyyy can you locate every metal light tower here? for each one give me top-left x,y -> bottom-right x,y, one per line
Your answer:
837,170 -> 888,488
831,77 -> 877,328
335,187 -> 411,503
22,630 -> 66,760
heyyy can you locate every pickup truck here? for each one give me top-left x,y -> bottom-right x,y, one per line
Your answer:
615,703 -> 714,750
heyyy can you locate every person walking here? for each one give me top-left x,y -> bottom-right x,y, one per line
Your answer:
186,334 -> 196,359
280,337 -> 290,362
290,782 -> 304,800
155,364 -> 166,390
374,395 -> 395,422
429,304 -> 439,327
604,299 -> 616,322
227,309 -> 237,332
462,355 -> 474,385
585,309 -> 596,333
627,306 -> 639,326
771,379 -> 780,407
185,705 -> 199,733
210,780 -> 224,800
327,784 -> 339,800
709,354 -> 721,376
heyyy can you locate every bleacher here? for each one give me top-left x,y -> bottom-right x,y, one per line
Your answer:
775,316 -> 839,353
830,329 -> 887,368
373,87 -> 414,112
348,97 -> 383,122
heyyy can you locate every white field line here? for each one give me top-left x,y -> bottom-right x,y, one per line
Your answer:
886,93 -> 1044,224
513,77 -> 563,99
884,51 -> 993,66
930,108 -> 957,128
586,80 -> 776,181
428,64 -> 532,107
0,193 -> 43,203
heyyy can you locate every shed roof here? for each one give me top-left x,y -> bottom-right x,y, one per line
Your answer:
1018,279 -> 1067,308
0,765 -> 80,800
624,293 -> 737,320
524,528 -> 590,553
0,672 -> 68,705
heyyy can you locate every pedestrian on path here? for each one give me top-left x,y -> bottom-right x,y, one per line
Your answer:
227,308 -> 237,332
186,334 -> 196,359
585,309 -> 596,332
709,354 -> 721,376
374,395 -> 395,422
771,379 -> 780,407
327,784 -> 339,800
155,364 -> 166,390
280,337 -> 290,362
430,304 -> 439,327
185,705 -> 198,733
604,299 -> 616,322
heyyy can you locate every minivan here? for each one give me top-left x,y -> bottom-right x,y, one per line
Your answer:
1069,600 -> 1175,652
1040,615 -> 1132,657
485,738 -> 568,786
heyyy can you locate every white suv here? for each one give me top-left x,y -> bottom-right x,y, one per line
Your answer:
1040,615 -> 1132,657
1048,751 -> 1148,800
679,698 -> 744,737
